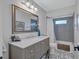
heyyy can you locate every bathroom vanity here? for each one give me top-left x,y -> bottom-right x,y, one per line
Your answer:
10,5 -> 49,59
9,36 -> 49,59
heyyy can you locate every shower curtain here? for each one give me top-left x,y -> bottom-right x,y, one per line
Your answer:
47,17 -> 56,43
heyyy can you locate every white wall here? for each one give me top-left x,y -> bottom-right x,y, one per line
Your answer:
0,0 -> 3,57
74,0 -> 79,59
47,5 -> 75,18
76,0 -> 79,43
47,5 -> 76,44
77,0 -> 79,14
1,0 -> 47,59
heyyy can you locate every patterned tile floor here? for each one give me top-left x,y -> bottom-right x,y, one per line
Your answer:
42,54 -> 74,59
49,54 -> 74,59
49,48 -> 74,59
42,50 -> 74,59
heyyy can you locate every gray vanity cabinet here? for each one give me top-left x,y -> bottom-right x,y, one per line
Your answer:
9,38 -> 49,59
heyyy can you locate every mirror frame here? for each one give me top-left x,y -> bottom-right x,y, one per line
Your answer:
12,4 -> 39,34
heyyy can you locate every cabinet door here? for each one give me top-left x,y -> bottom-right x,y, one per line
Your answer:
44,38 -> 49,52
34,42 -> 42,59
25,45 -> 35,59
40,38 -> 49,55
9,45 -> 25,59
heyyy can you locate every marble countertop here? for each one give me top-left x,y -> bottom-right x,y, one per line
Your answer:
9,36 -> 49,49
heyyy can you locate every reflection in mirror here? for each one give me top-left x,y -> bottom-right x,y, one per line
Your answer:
12,5 -> 39,33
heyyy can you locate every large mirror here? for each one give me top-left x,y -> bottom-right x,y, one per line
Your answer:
12,5 -> 39,33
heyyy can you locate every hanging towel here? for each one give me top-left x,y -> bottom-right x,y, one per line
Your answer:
0,38 -> 6,57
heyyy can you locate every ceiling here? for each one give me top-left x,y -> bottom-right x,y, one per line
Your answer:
33,0 -> 76,12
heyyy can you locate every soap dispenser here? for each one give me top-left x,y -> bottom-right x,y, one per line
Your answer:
11,34 -> 16,42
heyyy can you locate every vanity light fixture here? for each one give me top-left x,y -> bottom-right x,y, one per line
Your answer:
21,0 -> 38,11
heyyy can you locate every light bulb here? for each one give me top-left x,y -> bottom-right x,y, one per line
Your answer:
34,8 -> 38,11
21,1 -> 25,5
30,5 -> 34,9
26,2 -> 30,7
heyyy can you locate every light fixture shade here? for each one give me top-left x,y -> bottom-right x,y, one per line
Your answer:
26,2 -> 30,7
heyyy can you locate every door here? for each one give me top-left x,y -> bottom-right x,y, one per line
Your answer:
53,16 -> 74,42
